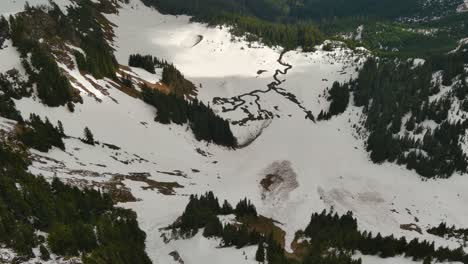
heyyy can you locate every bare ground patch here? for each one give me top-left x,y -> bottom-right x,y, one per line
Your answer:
260,160 -> 299,204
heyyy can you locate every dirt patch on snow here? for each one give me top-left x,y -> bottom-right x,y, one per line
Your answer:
400,223 -> 423,234
238,215 -> 286,247
318,187 -> 385,211
125,172 -> 183,195
260,160 -> 299,205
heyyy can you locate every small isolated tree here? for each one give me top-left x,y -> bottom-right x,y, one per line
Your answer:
57,120 -> 65,136
255,241 -> 265,263
83,127 -> 95,145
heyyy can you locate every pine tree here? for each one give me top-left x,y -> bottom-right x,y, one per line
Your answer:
221,200 -> 233,215
83,127 -> 95,145
57,121 -> 65,136
255,241 -> 265,262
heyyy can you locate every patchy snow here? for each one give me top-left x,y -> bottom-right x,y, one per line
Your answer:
1,0 -> 468,263
160,232 -> 258,264
354,252 -> 462,264
457,0 -> 468,13
0,40 -> 24,74
218,214 -> 239,226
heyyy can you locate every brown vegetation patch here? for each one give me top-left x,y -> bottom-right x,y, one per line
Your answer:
238,215 -> 285,248
126,172 -> 183,195
288,234 -> 310,261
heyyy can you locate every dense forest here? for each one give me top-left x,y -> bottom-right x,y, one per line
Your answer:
351,44 -> 468,178
143,0 -> 462,22
142,0 -> 323,50
0,122 -> 151,263
143,0 -> 467,58
142,87 -> 237,147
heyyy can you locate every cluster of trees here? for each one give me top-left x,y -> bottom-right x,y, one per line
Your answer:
17,114 -> 65,152
256,236 -> 291,264
8,0 -> 118,107
175,192 -> 257,232
427,222 -> 468,241
142,87 -> 237,147
206,14 -> 323,51
318,81 -> 350,120
9,11 -> 78,107
0,69 -> 32,100
0,70 -> 31,122
128,54 -> 168,74
174,192 -> 296,263
129,53 -> 195,95
0,94 -> 21,121
66,1 -> 118,79
161,63 -> 196,96
173,192 -> 261,248
301,210 -> 468,263
353,55 -> 468,178
0,133 -> 151,263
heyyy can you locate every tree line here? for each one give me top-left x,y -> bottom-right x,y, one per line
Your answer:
142,0 -> 323,51
172,192 -> 468,263
427,222 -> 468,243
301,210 -> 467,263
129,54 -> 168,74
352,48 -> 468,178
141,87 -> 237,147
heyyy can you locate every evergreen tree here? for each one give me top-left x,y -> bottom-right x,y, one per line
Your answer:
57,121 -> 65,136
255,241 -> 265,262
83,127 -> 95,145
141,87 -> 237,147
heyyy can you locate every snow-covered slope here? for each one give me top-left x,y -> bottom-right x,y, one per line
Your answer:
1,0 -> 468,263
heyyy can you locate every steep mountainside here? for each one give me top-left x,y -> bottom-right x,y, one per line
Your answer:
0,0 -> 467,263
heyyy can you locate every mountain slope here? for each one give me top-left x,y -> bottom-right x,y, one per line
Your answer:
0,0 -> 468,263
